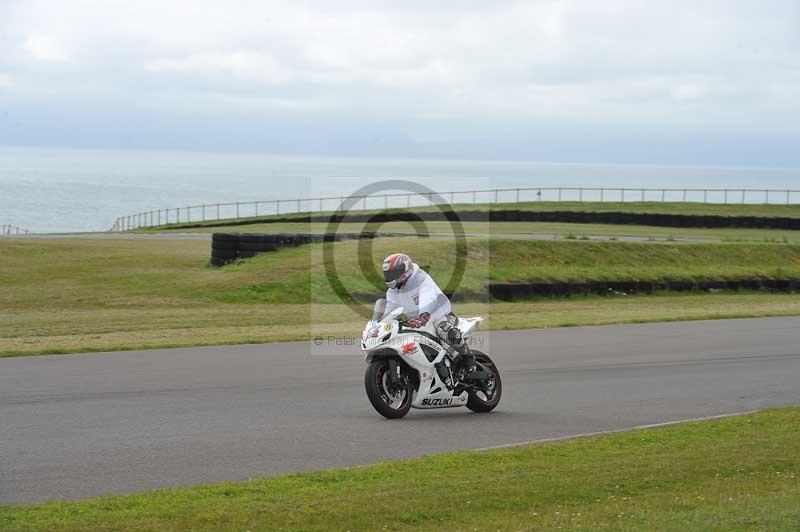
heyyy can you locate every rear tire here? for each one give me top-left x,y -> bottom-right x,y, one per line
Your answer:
365,359 -> 413,419
466,351 -> 502,413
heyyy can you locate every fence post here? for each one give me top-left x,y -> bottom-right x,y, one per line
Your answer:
202,205 -> 206,221
558,188 -> 562,201
787,190 -> 791,205
579,188 -> 583,202
277,200 -> 281,214
600,188 -> 604,202
742,190 -> 746,204
724,190 -> 728,204
621,188 -> 625,202
516,188 -> 520,203
765,190 -> 769,204
682,189 -> 687,202
297,199 -> 301,212
640,189 -> 645,201
236,202 -> 240,218
703,190 -> 707,203
661,189 -> 665,202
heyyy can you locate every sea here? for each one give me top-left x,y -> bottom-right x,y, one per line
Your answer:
1,145 -> 798,233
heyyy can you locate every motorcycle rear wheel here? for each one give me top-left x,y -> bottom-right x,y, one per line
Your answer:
365,359 -> 414,419
465,351 -> 502,413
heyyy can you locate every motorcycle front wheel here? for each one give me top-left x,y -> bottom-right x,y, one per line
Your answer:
365,359 -> 414,419
465,351 -> 502,413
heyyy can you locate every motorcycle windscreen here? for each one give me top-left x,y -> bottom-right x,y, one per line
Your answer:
372,298 -> 387,322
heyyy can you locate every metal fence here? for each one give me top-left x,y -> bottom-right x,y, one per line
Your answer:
110,186 -> 800,231
0,224 -> 31,236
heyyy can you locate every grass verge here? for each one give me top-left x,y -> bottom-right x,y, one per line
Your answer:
2,407 -> 798,531
3,293 -> 800,357
158,219 -> 800,243
146,200 -> 800,232
2,237 -> 800,356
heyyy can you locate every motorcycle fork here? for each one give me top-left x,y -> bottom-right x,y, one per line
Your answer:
387,358 -> 402,385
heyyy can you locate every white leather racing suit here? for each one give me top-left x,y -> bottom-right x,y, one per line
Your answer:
385,263 -> 464,351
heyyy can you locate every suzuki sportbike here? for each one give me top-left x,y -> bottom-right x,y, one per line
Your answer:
362,299 -> 502,419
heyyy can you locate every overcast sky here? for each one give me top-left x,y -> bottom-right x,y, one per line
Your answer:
1,1 -> 799,166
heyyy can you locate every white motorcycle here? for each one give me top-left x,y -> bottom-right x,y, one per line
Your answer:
362,299 -> 502,419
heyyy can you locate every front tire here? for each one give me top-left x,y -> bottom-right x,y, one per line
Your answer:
365,359 -> 414,419
466,351 -> 502,413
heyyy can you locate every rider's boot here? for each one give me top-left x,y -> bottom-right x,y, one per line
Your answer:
453,343 -> 477,378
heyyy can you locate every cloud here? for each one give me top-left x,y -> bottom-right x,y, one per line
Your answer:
24,33 -> 68,62
146,51 -> 292,86
0,0 -> 799,159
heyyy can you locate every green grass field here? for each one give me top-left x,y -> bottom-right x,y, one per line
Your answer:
160,219 -> 800,243
146,201 -> 800,232
2,408 -> 798,531
2,236 -> 800,356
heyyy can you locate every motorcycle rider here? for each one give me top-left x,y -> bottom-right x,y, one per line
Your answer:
382,253 -> 475,375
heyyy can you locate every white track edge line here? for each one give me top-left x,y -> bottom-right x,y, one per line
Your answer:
472,409 -> 761,452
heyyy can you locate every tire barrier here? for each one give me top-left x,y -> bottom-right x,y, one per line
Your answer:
488,278 -> 800,300
210,232 -> 419,266
189,209 -> 800,232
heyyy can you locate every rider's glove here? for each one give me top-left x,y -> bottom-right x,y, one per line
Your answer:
404,312 -> 431,329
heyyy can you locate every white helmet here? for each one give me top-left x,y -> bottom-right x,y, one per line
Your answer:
382,253 -> 413,289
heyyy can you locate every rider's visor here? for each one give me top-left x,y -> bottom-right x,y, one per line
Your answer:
383,264 -> 406,283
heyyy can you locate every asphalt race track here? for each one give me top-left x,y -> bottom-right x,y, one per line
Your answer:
2,317 -> 799,504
